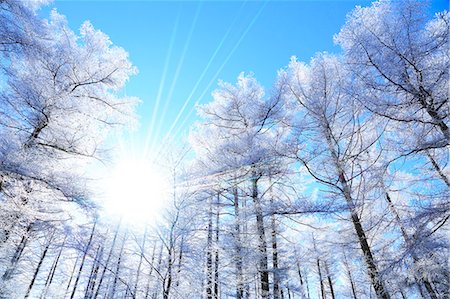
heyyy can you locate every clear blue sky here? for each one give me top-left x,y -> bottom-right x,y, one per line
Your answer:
41,0 -> 448,158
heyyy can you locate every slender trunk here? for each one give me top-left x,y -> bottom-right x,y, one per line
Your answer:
426,151 -> 450,187
152,244 -> 164,299
206,197 -> 214,299
164,254 -> 173,298
243,194 -> 250,299
233,187 -> 244,299
70,221 -> 97,299
324,261 -> 335,299
305,269 -> 311,299
324,129 -> 390,299
297,261 -> 304,292
24,232 -> 54,298
419,94 -> 449,142
343,251 -> 358,299
385,192 -> 437,299
41,236 -> 66,298
175,235 -> 184,288
270,183 -> 280,299
65,255 -> 80,298
144,243 -> 157,299
214,194 -> 220,299
272,213 -> 280,299
134,226 -> 148,296
348,209 -> 389,299
252,173 -> 269,299
85,244 -> 103,299
317,258 -> 325,299
163,248 -> 173,299
2,223 -> 32,281
110,231 -> 127,298
93,220 -> 121,299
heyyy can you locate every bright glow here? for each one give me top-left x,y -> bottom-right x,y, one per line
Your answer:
102,158 -> 169,224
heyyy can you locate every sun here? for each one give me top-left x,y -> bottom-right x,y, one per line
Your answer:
101,157 -> 170,224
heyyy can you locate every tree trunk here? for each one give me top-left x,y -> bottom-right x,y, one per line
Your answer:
24,231 -> 54,298
41,236 -> 66,298
343,250 -> 358,299
385,192 -> 437,299
233,186 -> 244,299
426,151 -> 450,187
317,258 -> 326,299
134,226 -> 148,297
214,193 -> 220,299
152,244 -> 164,299
65,254 -> 80,298
251,173 -> 269,299
324,129 -> 390,299
324,261 -> 336,299
144,243 -> 157,299
70,221 -> 97,299
2,222 -> 32,281
84,244 -> 103,299
270,183 -> 280,299
110,231 -> 126,298
175,236 -> 184,288
163,248 -> 173,299
93,220 -> 121,299
206,197 -> 214,299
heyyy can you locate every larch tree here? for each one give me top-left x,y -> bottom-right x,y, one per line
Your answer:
278,53 -> 392,299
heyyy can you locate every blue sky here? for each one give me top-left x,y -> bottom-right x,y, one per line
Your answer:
41,0 -> 448,158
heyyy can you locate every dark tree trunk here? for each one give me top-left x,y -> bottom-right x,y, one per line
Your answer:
163,249 -> 173,299
324,128 -> 390,299
317,258 -> 325,299
325,261 -> 336,299
41,236 -> 66,298
110,231 -> 126,298
297,260 -> 307,298
270,183 -> 280,299
233,187 -> 244,299
206,197 -> 214,299
24,232 -> 54,298
251,174 -> 269,299
70,221 -> 97,299
214,193 -> 220,299
2,223 -> 32,281
64,255 -> 80,298
93,220 -> 121,299
84,244 -> 103,299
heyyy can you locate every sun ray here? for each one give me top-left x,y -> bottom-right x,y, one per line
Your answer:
150,2 -> 202,153
167,0 -> 270,141
160,2 -> 247,144
143,7 -> 181,156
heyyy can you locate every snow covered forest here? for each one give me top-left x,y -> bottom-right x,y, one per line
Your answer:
0,0 -> 449,298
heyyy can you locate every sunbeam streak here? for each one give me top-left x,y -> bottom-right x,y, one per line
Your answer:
165,0 -> 269,143
151,2 -> 203,153
144,7 -> 181,155
160,1 -> 247,143
168,0 -> 270,140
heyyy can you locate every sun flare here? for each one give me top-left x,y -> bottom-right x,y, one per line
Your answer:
102,158 -> 169,224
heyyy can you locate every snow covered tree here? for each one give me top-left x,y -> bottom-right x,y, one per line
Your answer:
278,53 -> 392,299
0,2 -> 137,295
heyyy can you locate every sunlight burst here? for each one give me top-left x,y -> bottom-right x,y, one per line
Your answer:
103,158 -> 169,224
